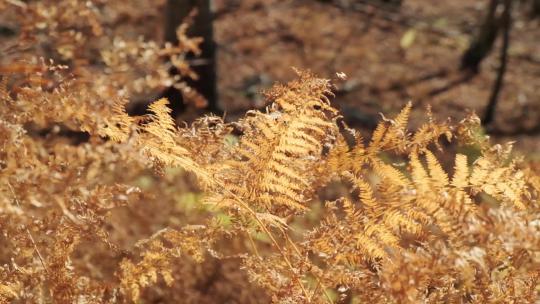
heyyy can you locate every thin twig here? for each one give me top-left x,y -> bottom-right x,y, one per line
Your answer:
7,182 -> 48,273
203,171 -> 311,300
483,0 -> 512,127
281,229 -> 334,304
246,230 -> 261,259
5,0 -> 27,8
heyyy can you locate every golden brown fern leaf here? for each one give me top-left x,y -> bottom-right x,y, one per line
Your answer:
410,107 -> 452,152
325,123 -> 367,179
135,98 -> 213,186
308,200 -> 387,264
331,103 -> 452,193
365,103 -> 450,156
118,226 -> 218,302
326,135 -> 353,174
367,101 -> 411,154
469,156 -> 529,210
207,71 -> 339,216
424,149 -> 449,189
451,154 -> 469,189
97,99 -> 135,142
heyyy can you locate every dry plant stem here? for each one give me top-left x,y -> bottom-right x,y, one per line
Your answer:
280,228 -> 334,304
246,230 -> 261,259
309,280 -> 322,303
5,0 -> 26,8
207,174 -> 311,300
239,201 -> 310,300
7,182 -> 48,273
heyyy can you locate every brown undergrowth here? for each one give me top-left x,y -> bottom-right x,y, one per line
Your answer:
1,1 -> 540,303
2,68 -> 540,303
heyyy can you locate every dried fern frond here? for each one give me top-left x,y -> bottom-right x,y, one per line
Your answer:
206,71 -> 339,216
2,57 -> 540,304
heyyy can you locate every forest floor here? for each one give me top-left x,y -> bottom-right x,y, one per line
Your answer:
213,0 -> 540,157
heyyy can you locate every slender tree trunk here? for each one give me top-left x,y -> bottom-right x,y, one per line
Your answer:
164,0 -> 219,116
483,0 -> 512,126
532,0 -> 540,18
461,0 -> 501,73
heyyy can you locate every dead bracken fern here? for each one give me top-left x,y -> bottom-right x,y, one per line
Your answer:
2,66 -> 540,303
1,1 -> 540,302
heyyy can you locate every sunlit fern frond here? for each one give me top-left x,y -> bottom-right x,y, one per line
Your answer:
342,197 -> 361,222
410,112 -> 452,152
269,69 -> 334,114
387,101 -> 412,147
410,151 -> 431,194
0,77 -> 8,102
367,102 -> 411,154
424,149 -> 449,189
326,127 -> 367,178
206,73 -> 339,216
469,157 -> 529,210
383,208 -> 424,236
451,154 -> 469,190
136,98 -> 212,185
371,158 -> 411,189
354,231 -> 389,261
326,136 -> 352,174
342,172 -> 378,216
367,122 -> 390,157
145,98 -> 178,145
364,221 -> 401,250
392,102 -> 412,132
410,152 -> 460,235
98,99 -> 135,142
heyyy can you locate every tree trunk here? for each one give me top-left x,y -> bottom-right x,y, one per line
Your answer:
461,0 -> 501,73
164,0 -> 219,116
483,0 -> 512,126
531,0 -> 540,18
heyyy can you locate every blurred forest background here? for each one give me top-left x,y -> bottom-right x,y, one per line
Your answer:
2,0 -> 539,149
171,0 -> 538,152
213,0 -> 540,141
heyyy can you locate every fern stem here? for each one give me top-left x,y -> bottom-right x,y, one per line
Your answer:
246,230 -> 261,259
281,229 -> 334,304
7,182 -> 48,273
204,172 -> 311,300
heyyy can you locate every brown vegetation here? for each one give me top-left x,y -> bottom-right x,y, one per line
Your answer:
1,0 -> 539,303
